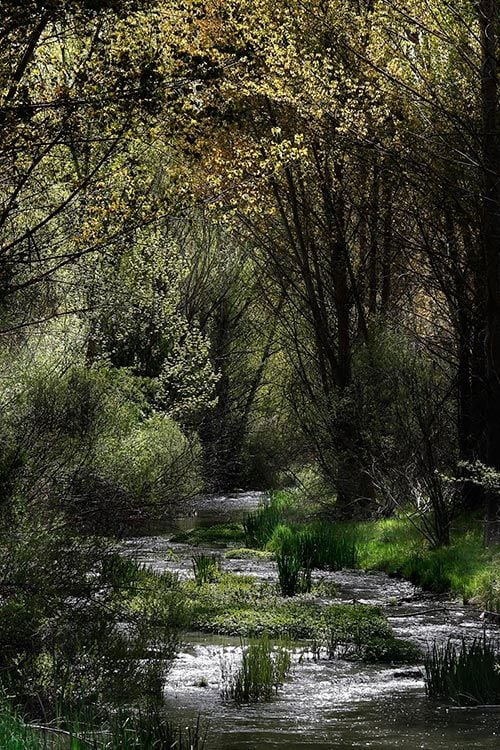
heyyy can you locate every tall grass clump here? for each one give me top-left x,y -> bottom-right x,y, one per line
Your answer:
0,707 -> 43,749
276,551 -> 311,596
425,637 -> 500,705
296,524 -> 358,570
192,553 -> 221,585
269,522 -> 358,571
243,492 -> 291,547
221,636 -> 292,704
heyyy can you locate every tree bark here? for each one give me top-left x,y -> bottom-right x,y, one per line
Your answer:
478,0 -> 500,543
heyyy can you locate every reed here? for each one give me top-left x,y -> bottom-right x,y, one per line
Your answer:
270,523 -> 358,572
221,636 -> 292,704
425,636 -> 500,705
191,553 -> 221,585
295,524 -> 358,570
276,551 -> 311,597
243,494 -> 289,548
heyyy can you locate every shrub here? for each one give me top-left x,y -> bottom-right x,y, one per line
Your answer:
101,413 -> 202,511
0,510 -> 181,717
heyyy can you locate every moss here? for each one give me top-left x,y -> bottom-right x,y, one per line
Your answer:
170,523 -> 245,546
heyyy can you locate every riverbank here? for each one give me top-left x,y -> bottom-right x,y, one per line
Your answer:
202,489 -> 500,615
357,517 -> 500,613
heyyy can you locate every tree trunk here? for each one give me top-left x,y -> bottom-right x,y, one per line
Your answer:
478,0 -> 500,543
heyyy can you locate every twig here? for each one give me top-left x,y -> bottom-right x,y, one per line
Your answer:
388,607 -> 448,618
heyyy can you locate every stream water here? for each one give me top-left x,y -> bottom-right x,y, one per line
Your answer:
124,491 -> 500,749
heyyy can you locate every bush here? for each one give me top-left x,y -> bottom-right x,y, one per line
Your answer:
0,509 -> 181,717
101,412 -> 202,511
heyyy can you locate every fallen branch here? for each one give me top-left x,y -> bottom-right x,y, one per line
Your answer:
29,724 -> 101,749
388,607 -> 448,618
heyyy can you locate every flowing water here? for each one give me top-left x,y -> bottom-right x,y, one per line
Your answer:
124,491 -> 500,749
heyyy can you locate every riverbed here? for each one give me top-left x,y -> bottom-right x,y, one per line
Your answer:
124,491 -> 500,749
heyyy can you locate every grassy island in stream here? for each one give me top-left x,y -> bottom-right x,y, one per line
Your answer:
185,572 -> 419,663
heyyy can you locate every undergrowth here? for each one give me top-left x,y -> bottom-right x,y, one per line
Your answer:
186,572 -> 418,662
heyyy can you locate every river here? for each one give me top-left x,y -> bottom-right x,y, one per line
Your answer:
124,491 -> 500,749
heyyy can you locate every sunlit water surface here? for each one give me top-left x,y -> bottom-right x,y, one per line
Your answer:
124,491 -> 500,749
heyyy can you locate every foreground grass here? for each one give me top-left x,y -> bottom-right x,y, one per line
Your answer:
0,704 -> 208,750
0,709 -> 43,750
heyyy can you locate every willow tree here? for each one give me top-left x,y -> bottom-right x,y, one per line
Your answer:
164,0 -> 420,509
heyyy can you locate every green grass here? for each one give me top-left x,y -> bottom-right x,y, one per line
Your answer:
221,636 -> 292,704
0,708 -> 43,749
356,517 -> 500,609
425,637 -> 500,705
